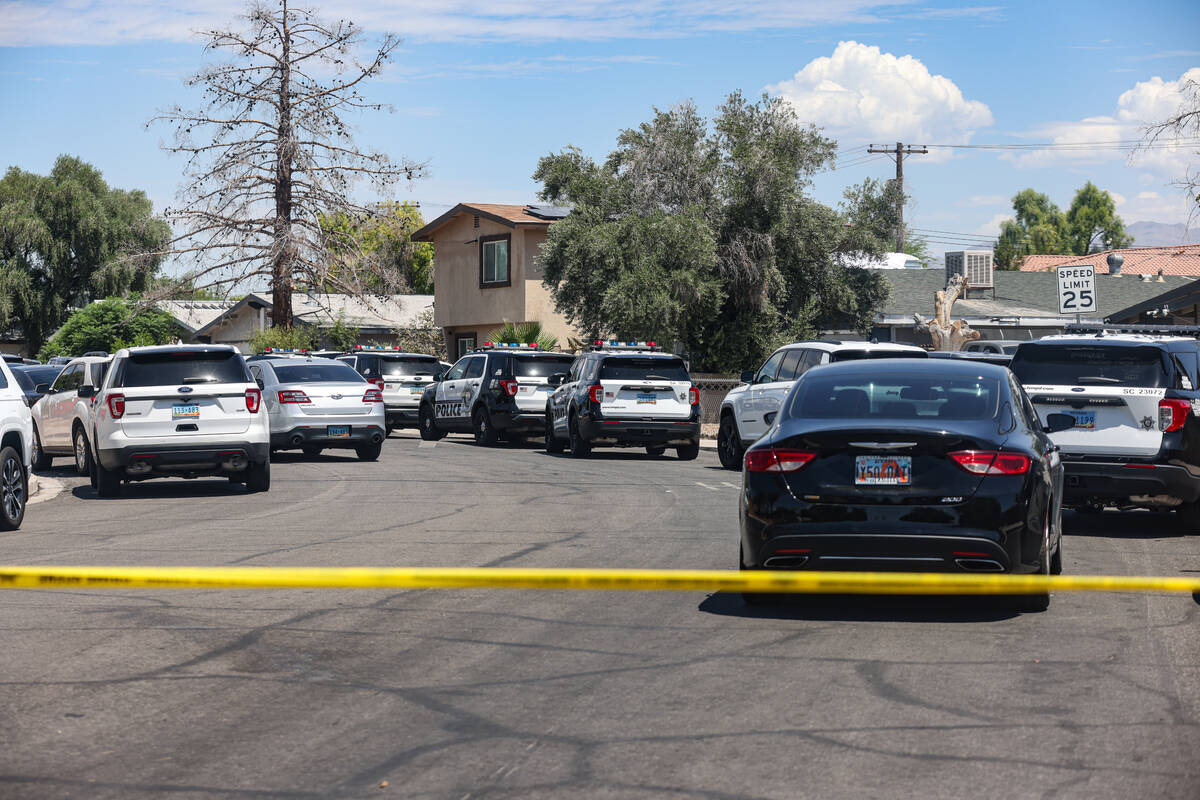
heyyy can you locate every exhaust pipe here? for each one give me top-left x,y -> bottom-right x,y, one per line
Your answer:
220,454 -> 249,471
763,555 -> 809,568
290,434 -> 304,447
125,461 -> 153,476
955,558 -> 1004,572
371,432 -> 384,444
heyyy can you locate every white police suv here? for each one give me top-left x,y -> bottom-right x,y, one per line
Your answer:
0,357 -> 33,529
338,346 -> 443,434
716,339 -> 927,469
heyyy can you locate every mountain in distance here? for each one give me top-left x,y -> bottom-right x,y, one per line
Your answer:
1126,221 -> 1195,247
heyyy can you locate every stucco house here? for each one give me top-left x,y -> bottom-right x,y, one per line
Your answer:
411,203 -> 581,358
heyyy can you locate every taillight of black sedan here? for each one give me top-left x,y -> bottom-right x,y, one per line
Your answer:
738,358 -> 1066,612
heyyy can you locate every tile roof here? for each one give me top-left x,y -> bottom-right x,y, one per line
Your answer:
159,293 -> 433,337
1019,244 -> 1200,276
459,203 -> 559,225
877,269 -> 1195,321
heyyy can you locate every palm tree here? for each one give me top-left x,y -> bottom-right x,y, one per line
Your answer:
486,321 -> 558,352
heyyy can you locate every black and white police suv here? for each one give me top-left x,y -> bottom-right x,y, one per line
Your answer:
1009,325 -> 1200,523
545,341 -> 701,459
716,339 -> 927,469
418,343 -> 575,446
337,346 -> 443,435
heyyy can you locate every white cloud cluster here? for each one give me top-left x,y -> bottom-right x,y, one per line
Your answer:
766,41 -> 993,155
1008,67 -> 1200,175
1,1 -> 912,46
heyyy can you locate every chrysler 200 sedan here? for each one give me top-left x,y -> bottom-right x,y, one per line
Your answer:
739,359 -> 1070,612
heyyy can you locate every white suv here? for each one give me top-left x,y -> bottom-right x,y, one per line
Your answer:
0,358 -> 33,529
716,340 -> 928,469
88,345 -> 271,496
30,355 -> 110,475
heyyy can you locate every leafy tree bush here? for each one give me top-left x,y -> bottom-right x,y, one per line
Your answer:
319,203 -> 434,294
995,184 -> 1132,269
39,298 -> 178,360
248,325 -> 316,354
392,308 -> 444,358
319,313 -> 360,352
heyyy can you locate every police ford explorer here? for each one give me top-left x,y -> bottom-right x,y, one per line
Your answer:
418,343 -> 575,446
337,346 -> 443,435
1009,325 -> 1200,525
545,341 -> 701,459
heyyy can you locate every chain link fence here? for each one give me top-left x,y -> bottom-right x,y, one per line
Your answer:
691,374 -> 740,427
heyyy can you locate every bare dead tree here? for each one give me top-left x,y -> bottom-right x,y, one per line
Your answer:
913,273 -> 980,351
148,0 -> 426,327
1138,76 -> 1200,224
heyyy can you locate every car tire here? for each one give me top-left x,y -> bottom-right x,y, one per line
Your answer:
717,415 -> 744,471
676,441 -> 700,461
1176,500 -> 1200,532
355,442 -> 383,461
94,459 -> 121,498
31,425 -> 52,472
73,426 -> 93,476
0,446 -> 27,530
646,445 -> 666,457
472,407 -> 499,447
385,424 -> 394,438
418,405 -> 445,441
568,413 -> 591,458
545,411 -> 564,454
245,460 -> 270,492
301,446 -> 323,457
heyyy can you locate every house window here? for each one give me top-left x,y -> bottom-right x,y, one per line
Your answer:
455,333 -> 477,358
480,234 -> 511,287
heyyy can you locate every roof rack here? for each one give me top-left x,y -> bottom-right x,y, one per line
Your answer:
587,340 -> 663,352
477,342 -> 540,351
1064,322 -> 1200,338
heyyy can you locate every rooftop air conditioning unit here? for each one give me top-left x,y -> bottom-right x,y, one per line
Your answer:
945,250 -> 995,291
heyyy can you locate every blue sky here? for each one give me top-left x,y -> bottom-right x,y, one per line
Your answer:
1,0 -> 1198,262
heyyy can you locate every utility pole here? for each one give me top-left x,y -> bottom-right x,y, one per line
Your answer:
867,142 -> 928,252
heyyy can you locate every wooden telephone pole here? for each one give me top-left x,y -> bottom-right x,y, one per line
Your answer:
866,142 -> 928,252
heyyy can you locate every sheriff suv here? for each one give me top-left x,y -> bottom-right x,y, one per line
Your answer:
338,347 -> 443,435
88,345 -> 271,496
1009,325 -> 1200,526
545,341 -> 700,459
418,343 -> 575,446
716,340 -> 927,469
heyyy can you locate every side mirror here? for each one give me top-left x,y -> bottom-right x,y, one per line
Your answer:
78,384 -> 96,399
1044,413 -> 1076,434
434,370 -> 446,382
548,373 -> 567,387
34,383 -> 51,395
739,370 -> 754,384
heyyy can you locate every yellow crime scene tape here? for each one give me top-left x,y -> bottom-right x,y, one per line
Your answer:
1,565 -> 1199,597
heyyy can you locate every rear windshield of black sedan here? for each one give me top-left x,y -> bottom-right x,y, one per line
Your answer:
790,374 -> 1001,421
1010,345 -> 1169,388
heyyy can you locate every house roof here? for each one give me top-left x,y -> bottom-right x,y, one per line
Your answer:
1018,244 -> 1200,276
159,293 -> 433,339
411,203 -> 569,242
877,269 -> 1195,322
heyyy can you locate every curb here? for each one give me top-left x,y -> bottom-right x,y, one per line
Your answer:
28,474 -> 65,505
700,438 -> 717,450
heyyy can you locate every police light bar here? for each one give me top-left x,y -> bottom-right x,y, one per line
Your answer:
352,345 -> 403,351
260,347 -> 309,354
588,340 -> 662,351
1064,322 -> 1200,338
479,342 -> 540,350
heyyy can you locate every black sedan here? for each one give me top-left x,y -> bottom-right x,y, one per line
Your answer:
10,365 -> 63,407
739,359 -> 1069,611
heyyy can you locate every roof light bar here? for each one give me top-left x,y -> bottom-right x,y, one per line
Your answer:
259,347 -> 309,354
587,340 -> 662,352
478,342 -> 541,350
352,345 -> 406,351
1065,322 -> 1200,338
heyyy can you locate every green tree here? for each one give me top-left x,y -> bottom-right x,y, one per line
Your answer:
486,321 -> 558,352
320,313 -> 360,352
38,298 -> 178,360
392,308 -> 444,358
318,202 -> 434,294
1065,181 -> 1133,254
0,156 -> 171,354
248,325 -> 316,354
534,92 -> 891,372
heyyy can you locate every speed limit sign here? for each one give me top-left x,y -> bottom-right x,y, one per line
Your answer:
1057,265 -> 1096,315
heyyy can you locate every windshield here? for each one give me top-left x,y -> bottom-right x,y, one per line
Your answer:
1011,345 -> 1169,387
513,355 -> 575,378
829,350 -> 927,362
789,373 -> 1001,421
274,363 -> 366,384
12,367 -> 62,390
119,351 -> 250,387
599,357 -> 690,381
379,356 -> 440,377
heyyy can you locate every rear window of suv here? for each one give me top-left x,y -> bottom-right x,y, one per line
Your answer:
599,357 -> 690,381
379,356 -> 440,377
1011,345 -> 1170,387
513,355 -> 575,378
118,351 -> 250,387
829,349 -> 928,362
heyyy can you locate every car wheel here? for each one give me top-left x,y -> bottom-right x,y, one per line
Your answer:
676,441 -> 700,461
418,405 -> 445,441
94,459 -> 121,498
73,426 -> 94,476
568,413 -> 591,458
301,446 -> 323,457
1011,509 -> 1053,613
545,411 -> 564,454
31,425 -> 52,472
355,441 -> 383,461
244,460 -> 270,492
739,545 -> 779,606
385,424 -> 394,438
1176,500 -> 1200,532
717,415 -> 744,471
472,407 -> 498,446
0,446 -> 27,530
645,445 -> 666,457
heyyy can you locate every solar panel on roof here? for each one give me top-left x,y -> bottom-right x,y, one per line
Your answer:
525,204 -> 572,220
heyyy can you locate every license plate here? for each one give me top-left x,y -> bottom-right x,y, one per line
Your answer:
636,393 -> 657,405
327,425 -> 350,438
1065,410 -> 1095,429
171,404 -> 199,420
855,455 -> 912,485
409,386 -> 424,395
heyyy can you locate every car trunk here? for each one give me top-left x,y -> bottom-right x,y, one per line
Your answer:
513,355 -> 575,413
597,357 -> 693,419
288,383 -> 376,417
116,350 -> 253,438
378,357 -> 440,405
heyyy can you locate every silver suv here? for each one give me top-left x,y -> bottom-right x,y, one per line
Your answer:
88,345 -> 271,496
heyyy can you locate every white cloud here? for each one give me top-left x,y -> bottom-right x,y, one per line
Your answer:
964,194 -> 1008,207
1138,190 -> 1160,199
0,1 -> 919,46
1109,190 -> 1127,207
1007,67 -> 1200,176
766,41 -> 992,159
973,213 -> 1008,237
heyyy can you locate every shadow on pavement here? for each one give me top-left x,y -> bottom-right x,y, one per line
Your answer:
698,591 -> 1019,623
72,480 -> 253,501
1063,508 -> 1189,539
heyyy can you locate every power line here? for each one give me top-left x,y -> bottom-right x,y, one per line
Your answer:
923,137 -> 1199,151
867,143 -> 928,252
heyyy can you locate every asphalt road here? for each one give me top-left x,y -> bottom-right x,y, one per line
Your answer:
1,432 -> 1198,799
